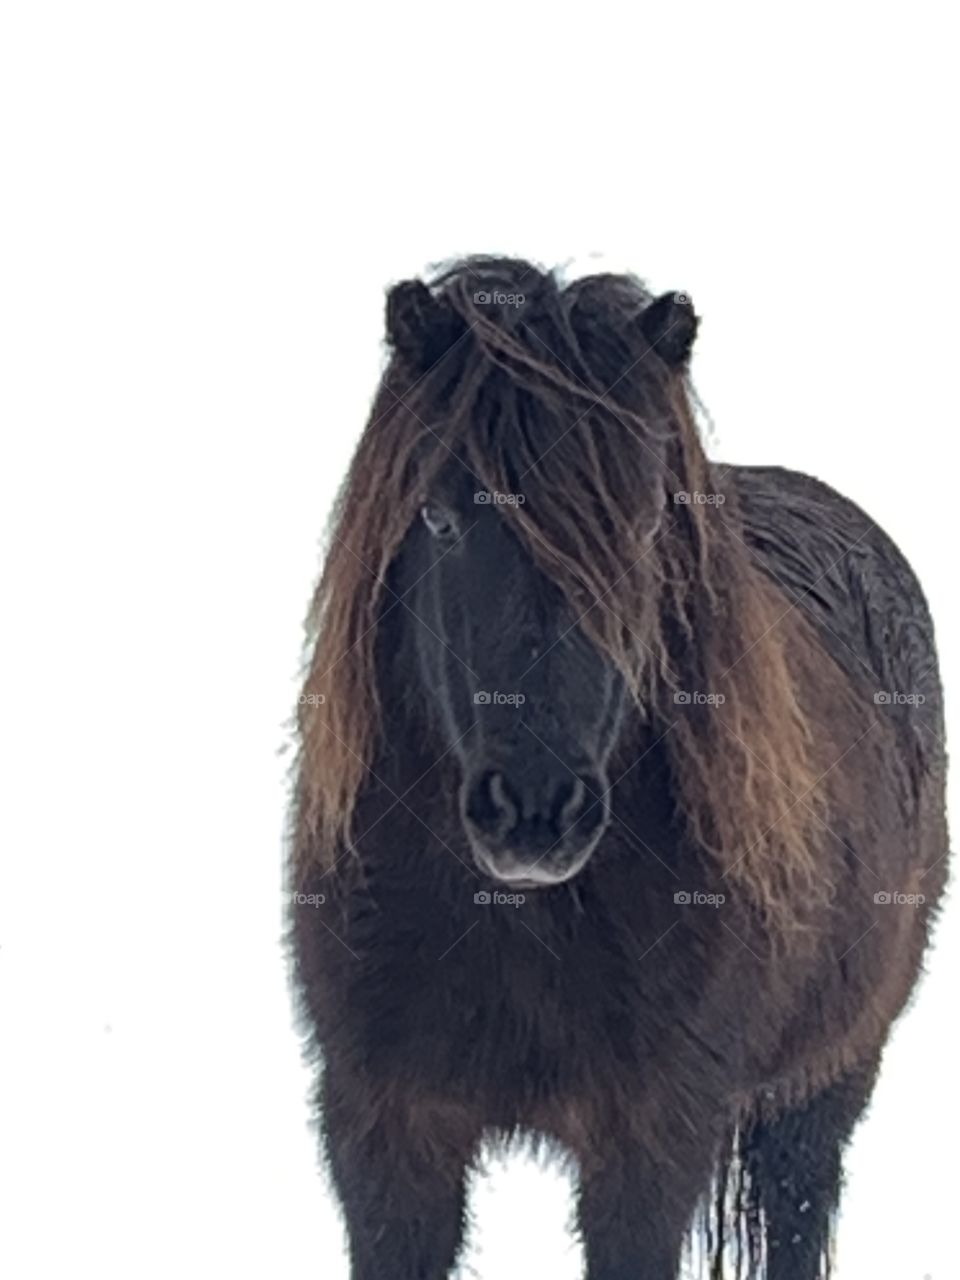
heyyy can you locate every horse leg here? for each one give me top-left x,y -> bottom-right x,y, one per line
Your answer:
743,1060 -> 880,1280
321,1068 -> 480,1280
576,1127 -> 718,1280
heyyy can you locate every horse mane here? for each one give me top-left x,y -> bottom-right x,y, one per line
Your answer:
295,256 -> 862,935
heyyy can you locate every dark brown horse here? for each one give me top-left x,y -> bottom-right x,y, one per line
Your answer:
288,257 -> 947,1279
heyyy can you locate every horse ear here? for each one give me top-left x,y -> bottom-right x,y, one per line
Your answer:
385,279 -> 466,373
639,291 -> 699,367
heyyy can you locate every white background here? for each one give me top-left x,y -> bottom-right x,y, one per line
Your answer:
1,4 -> 956,1278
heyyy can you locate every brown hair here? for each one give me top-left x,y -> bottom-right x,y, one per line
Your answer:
295,258 -> 861,931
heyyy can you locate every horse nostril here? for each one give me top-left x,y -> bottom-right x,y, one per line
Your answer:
466,770 -> 520,839
551,773 -> 604,839
555,777 -> 587,830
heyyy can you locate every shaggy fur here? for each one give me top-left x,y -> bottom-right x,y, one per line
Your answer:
288,257 -> 947,1279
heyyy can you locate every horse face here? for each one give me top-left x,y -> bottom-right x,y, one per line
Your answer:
396,470 -> 628,887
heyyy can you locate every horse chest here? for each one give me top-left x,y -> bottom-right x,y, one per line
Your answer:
350,904 -> 647,1098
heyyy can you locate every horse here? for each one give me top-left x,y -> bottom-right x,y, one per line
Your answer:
288,256 -> 948,1279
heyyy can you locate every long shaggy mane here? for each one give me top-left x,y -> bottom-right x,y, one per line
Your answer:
295,256 -> 862,936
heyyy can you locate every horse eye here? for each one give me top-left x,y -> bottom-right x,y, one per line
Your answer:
420,503 -> 460,540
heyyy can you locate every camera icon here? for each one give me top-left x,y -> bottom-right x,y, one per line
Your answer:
673,491 -> 691,504
474,490 -> 491,504
474,891 -> 491,905
874,891 -> 892,904
474,291 -> 491,304
474,691 -> 491,704
674,891 -> 691,904
673,691 -> 691,705
873,691 -> 891,705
